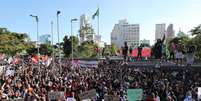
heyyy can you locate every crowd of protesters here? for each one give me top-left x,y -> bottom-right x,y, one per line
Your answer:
0,36 -> 199,101
0,55 -> 200,101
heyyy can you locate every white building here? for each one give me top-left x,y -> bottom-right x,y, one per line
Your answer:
111,19 -> 140,48
80,14 -> 91,29
155,23 -> 166,41
79,14 -> 101,45
79,14 -> 94,44
166,24 -> 175,40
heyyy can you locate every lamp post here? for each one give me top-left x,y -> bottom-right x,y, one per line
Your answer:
71,18 -> 78,62
30,14 -> 40,69
51,21 -> 54,68
56,11 -> 61,71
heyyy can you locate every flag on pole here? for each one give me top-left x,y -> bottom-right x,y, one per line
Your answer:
57,11 -> 61,15
92,8 -> 99,19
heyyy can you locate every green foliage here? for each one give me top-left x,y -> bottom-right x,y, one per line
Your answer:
0,28 -> 31,55
110,44 -> 118,55
62,35 -> 79,57
190,25 -> 201,60
40,43 -> 53,56
190,24 -> 201,35
167,25 -> 201,60
77,41 -> 98,58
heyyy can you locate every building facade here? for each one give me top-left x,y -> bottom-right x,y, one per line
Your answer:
79,14 -> 101,45
111,19 -> 140,48
155,23 -> 166,41
166,24 -> 175,40
79,14 -> 95,44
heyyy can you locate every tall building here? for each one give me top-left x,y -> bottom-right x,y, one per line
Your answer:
111,19 -> 140,48
166,24 -> 175,40
80,14 -> 91,29
155,24 -> 166,41
79,14 -> 101,44
79,14 -> 94,44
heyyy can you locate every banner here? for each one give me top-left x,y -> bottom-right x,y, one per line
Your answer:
79,89 -> 96,100
0,65 -> 6,76
66,97 -> 76,101
5,66 -> 15,77
198,87 -> 201,100
3,98 -> 24,101
104,95 -> 119,101
48,92 -> 65,100
127,89 -> 143,101
79,61 -> 98,68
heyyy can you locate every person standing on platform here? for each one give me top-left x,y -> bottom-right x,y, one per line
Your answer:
169,42 -> 176,61
186,45 -> 195,66
153,35 -> 165,59
122,42 -> 128,63
137,44 -> 143,60
129,46 -> 133,61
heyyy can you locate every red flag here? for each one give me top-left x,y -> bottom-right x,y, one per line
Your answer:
32,55 -> 39,64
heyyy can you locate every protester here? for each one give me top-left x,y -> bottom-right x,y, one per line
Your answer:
153,35 -> 165,59
137,44 -> 143,60
122,42 -> 128,62
186,45 -> 196,66
0,54 -> 200,101
175,42 -> 185,65
169,42 -> 176,61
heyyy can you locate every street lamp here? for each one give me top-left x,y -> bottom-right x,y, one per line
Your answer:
30,14 -> 40,68
71,18 -> 78,62
56,11 -> 61,71
51,21 -> 54,68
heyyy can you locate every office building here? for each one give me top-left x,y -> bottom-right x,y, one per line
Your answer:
155,23 -> 166,41
111,19 -> 140,48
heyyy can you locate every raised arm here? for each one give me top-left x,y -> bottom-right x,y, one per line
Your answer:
161,34 -> 166,43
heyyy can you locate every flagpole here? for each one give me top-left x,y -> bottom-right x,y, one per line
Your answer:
51,21 -> 54,68
97,5 -> 100,58
30,14 -> 40,73
56,11 -> 61,73
97,12 -> 100,58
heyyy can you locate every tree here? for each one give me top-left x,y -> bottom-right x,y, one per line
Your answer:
39,43 -> 53,56
77,41 -> 98,58
62,35 -> 79,57
0,28 -> 32,55
190,25 -> 201,59
110,44 -> 118,55
190,24 -> 201,35
79,25 -> 95,41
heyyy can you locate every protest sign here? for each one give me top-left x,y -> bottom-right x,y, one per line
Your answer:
104,95 -> 119,101
5,66 -> 15,76
81,99 -> 91,101
127,89 -> 143,101
3,99 -> 24,101
79,60 -> 98,68
66,97 -> 76,101
198,87 -> 201,100
48,92 -> 65,100
79,89 -> 96,100
0,65 -> 5,76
